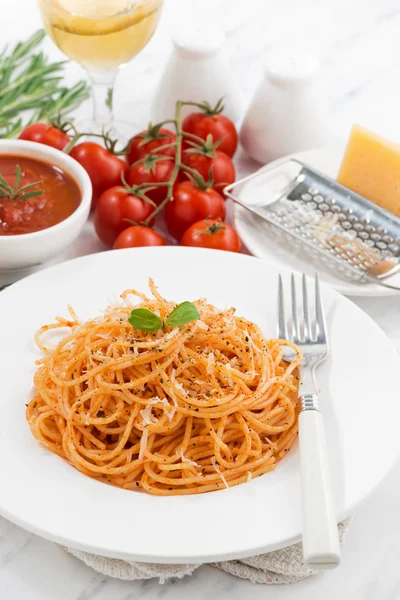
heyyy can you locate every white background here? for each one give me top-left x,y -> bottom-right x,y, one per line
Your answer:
1,1 -> 400,599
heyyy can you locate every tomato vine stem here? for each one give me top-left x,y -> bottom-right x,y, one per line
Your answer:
142,100 -> 184,224
61,98 -> 224,224
140,99 -> 219,225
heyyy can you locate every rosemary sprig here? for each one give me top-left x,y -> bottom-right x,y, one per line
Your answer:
0,165 -> 44,201
0,30 -> 89,138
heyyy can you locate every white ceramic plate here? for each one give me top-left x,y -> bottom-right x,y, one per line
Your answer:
234,148 -> 400,297
0,247 -> 399,563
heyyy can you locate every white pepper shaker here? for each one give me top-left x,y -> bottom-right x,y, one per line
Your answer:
240,47 -> 335,163
151,22 -> 242,124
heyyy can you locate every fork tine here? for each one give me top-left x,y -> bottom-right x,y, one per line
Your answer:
291,273 -> 300,344
277,274 -> 288,340
315,273 -> 327,343
302,274 -> 311,342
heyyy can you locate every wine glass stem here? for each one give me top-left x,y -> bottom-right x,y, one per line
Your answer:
88,71 -> 118,125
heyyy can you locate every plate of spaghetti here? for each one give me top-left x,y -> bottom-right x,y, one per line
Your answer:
26,278 -> 301,495
0,247 -> 400,562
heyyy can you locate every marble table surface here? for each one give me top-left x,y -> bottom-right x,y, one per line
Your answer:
2,1 -> 400,598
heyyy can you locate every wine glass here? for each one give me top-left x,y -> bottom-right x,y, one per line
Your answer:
38,0 -> 164,138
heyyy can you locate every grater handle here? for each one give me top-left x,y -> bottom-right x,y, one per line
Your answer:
299,409 -> 341,570
364,273 -> 400,290
224,156 -> 304,202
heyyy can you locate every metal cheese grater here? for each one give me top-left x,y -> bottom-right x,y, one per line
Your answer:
225,158 -> 400,290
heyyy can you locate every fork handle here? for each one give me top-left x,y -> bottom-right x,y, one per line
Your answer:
299,407 -> 341,570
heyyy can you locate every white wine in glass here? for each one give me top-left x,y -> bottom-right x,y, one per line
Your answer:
38,0 -> 164,132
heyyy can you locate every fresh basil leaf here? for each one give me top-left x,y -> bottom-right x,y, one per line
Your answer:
165,301 -> 200,328
128,308 -> 162,332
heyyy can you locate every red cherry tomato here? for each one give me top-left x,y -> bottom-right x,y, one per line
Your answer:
69,142 -> 127,209
19,122 -> 70,151
181,219 -> 241,253
94,187 -> 155,247
165,181 -> 226,241
182,112 -> 238,158
181,150 -> 235,194
113,226 -> 166,249
127,158 -> 175,206
126,127 -> 176,165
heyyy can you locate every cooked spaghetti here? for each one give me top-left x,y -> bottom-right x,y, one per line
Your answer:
26,280 -> 302,495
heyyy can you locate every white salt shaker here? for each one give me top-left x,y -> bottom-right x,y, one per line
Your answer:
151,23 -> 242,123
240,47 -> 334,163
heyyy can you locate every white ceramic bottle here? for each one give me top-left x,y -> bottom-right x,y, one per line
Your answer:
151,23 -> 242,123
240,47 -> 334,163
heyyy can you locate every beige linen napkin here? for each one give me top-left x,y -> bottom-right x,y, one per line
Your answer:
65,519 -> 350,584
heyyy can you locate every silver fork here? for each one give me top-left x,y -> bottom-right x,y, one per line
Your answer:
277,273 -> 341,570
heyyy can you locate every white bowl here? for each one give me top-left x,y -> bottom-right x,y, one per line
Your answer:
0,139 -> 92,273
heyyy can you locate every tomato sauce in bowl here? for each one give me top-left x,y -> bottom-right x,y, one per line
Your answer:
0,156 -> 81,236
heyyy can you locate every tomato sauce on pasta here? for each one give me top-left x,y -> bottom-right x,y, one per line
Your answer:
26,280 -> 301,495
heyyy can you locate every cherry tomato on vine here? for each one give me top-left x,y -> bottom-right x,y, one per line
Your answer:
19,122 -> 70,151
94,187 -> 155,247
165,181 -> 226,241
182,112 -> 238,158
69,142 -> 127,209
181,150 -> 235,194
127,157 -> 175,206
113,226 -> 166,249
126,126 -> 176,165
181,219 -> 241,253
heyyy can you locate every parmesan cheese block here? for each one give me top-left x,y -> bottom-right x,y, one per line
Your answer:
337,124 -> 400,217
